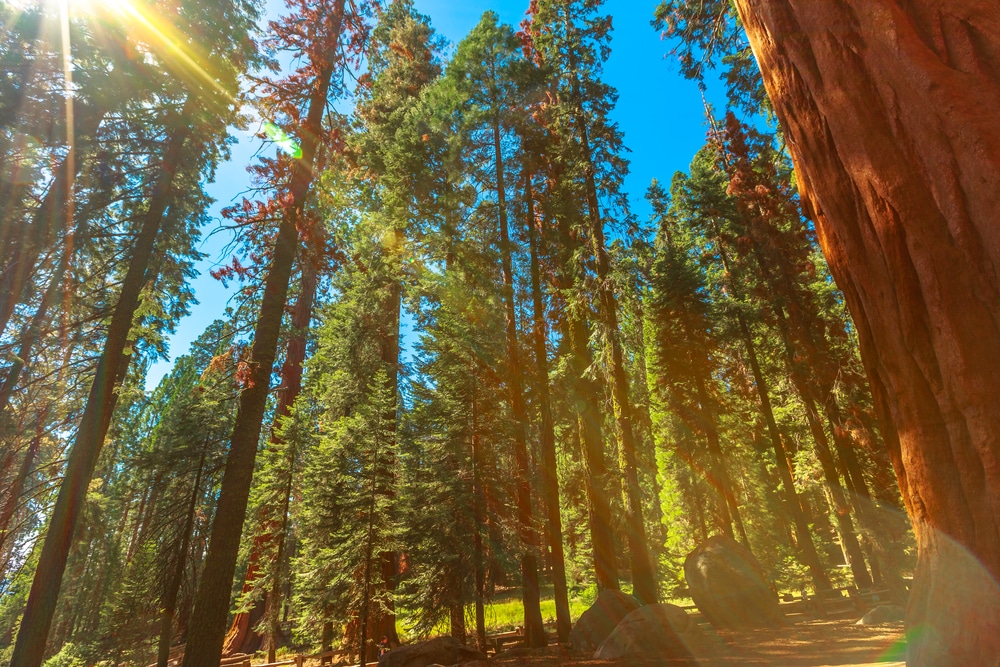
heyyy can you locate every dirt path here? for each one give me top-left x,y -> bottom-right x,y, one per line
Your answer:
476,619 -> 906,666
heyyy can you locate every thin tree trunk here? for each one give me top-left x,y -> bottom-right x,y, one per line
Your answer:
736,314 -> 831,590
630,297 -> 667,584
10,100 -> 194,667
157,447 -> 207,667
0,419 -> 44,561
554,210 -> 619,593
374,235 -> 403,650
770,306 -> 873,590
710,227 -> 830,589
0,250 -> 65,413
470,387 -> 488,652
492,120 -> 545,646
554,7 -> 657,602
524,174 -> 571,643
0,105 -> 103,339
181,4 -> 346,660
358,427 -> 381,667
692,376 -> 736,541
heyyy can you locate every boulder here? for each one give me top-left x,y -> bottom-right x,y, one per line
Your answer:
377,636 -> 487,667
594,603 -> 715,665
856,604 -> 906,625
568,589 -> 640,652
684,535 -> 783,629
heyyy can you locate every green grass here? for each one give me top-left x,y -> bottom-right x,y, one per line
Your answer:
396,583 -> 698,640
395,584 -> 593,640
479,588 -> 592,632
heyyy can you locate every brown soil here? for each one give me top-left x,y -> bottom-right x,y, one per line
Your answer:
470,619 -> 906,666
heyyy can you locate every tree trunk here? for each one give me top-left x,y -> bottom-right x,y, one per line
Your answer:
630,298 -> 667,588
10,101 -> 193,667
449,603 -> 466,643
374,238 -> 403,651
709,222 -> 829,588
0,104 -> 103,339
222,259 -> 318,658
767,301 -> 872,590
736,314 -> 831,591
691,376 -> 736,542
320,618 -> 334,666
358,428 -> 381,667
0,419 -> 44,561
524,174 -> 572,643
734,1 -> 1000,662
573,94 -> 657,607
181,5 -> 345,661
470,389 -> 488,653
157,447 -> 207,667
0,246 -> 66,414
554,211 -> 619,593
493,121 -> 545,647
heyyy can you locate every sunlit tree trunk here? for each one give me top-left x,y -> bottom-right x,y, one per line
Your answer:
492,120 -> 545,646
734,1 -> 1000,662
737,315 -> 831,590
572,85 -> 658,607
525,174 -> 572,643
554,210 -> 619,594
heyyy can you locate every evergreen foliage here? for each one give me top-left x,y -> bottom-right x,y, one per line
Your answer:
0,2 -> 916,664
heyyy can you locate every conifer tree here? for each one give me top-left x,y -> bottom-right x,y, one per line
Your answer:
181,1 -> 374,663
528,0 -> 656,603
444,12 -> 547,645
348,1 -> 445,646
10,1 -> 260,662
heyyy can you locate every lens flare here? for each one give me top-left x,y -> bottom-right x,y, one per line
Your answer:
263,122 -> 303,159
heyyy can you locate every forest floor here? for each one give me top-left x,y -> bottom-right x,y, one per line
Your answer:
458,618 -> 907,666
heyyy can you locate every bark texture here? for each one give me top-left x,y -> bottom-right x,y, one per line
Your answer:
733,1 -> 1000,663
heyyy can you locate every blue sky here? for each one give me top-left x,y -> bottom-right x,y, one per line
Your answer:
144,0 -> 713,389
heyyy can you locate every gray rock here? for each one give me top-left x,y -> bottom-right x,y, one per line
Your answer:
684,535 -> 784,629
594,604 -> 712,665
856,604 -> 906,625
377,636 -> 487,667
568,589 -> 640,652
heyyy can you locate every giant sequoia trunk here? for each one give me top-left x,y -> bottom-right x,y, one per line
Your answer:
733,1 -> 1000,663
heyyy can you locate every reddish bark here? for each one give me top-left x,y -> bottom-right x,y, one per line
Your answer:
221,260 -> 319,658
734,1 -> 1000,663
219,537 -> 268,656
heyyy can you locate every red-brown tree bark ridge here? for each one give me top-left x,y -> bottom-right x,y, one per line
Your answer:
732,1 -> 1000,664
